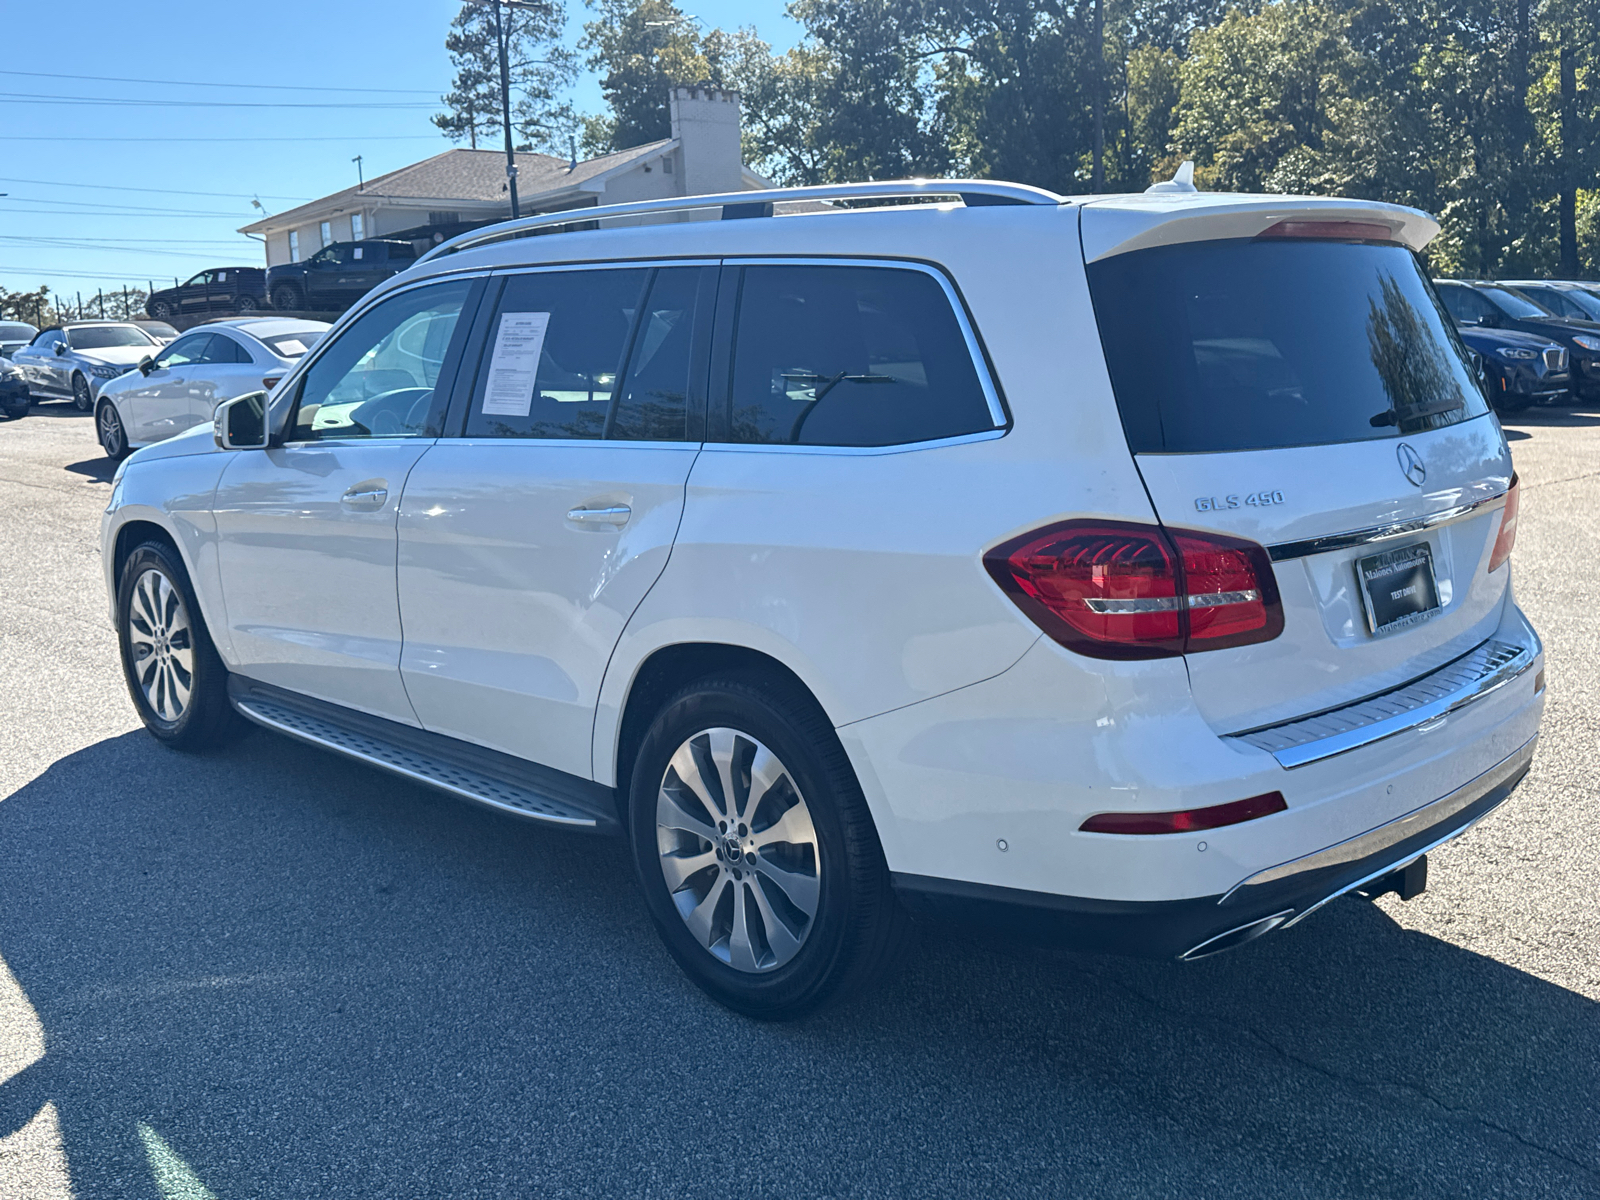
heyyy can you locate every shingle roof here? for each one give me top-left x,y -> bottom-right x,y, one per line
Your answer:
242,141 -> 674,233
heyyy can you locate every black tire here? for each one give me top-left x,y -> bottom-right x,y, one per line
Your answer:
71,373 -> 93,412
97,401 -> 130,460
1,395 -> 27,420
236,294 -> 259,314
116,541 -> 238,751
148,299 -> 174,320
271,284 -> 302,312
628,672 -> 909,1020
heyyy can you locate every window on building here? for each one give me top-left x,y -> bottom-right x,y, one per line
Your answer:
320,221 -> 333,248
351,213 -> 365,240
288,231 -> 300,262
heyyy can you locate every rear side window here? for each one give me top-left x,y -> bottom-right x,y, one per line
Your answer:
206,336 -> 252,364
1088,240 -> 1490,454
722,265 -> 998,447
464,266 -> 708,442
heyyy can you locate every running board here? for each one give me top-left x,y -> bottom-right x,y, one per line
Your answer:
228,679 -> 618,834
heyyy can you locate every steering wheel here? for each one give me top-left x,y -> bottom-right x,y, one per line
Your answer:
349,387 -> 433,436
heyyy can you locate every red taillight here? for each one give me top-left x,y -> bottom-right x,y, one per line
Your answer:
1256,219 -> 1397,242
1080,791 -> 1287,835
984,520 -> 1283,659
263,376 -> 283,391
1487,474 -> 1519,573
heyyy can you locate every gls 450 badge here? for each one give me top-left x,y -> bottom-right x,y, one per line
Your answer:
1194,490 -> 1285,513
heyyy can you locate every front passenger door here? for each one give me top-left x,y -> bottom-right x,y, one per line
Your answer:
122,332 -> 213,444
212,278 -> 482,722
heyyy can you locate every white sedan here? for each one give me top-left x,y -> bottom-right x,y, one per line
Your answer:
94,317 -> 328,459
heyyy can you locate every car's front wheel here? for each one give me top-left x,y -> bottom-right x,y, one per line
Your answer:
97,402 -> 130,459
271,284 -> 302,312
116,541 -> 237,750
628,673 -> 909,1020
1,391 -> 27,420
71,373 -> 93,412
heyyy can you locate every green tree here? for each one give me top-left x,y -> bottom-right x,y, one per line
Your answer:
580,0 -> 711,151
434,1 -> 577,153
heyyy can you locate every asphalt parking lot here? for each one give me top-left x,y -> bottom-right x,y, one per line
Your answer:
1,401 -> 1597,1199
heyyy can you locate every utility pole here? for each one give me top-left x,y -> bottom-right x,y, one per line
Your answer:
491,0 -> 520,219
352,155 -> 364,190
98,289 -> 105,318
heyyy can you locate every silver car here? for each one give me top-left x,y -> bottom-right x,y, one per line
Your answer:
11,321 -> 165,411
1,321 -> 39,359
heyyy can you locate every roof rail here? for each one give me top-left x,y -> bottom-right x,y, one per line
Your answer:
417,178 -> 1063,264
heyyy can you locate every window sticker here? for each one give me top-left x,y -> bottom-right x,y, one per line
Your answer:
275,339 -> 306,356
353,248 -> 364,260
481,311 -> 551,418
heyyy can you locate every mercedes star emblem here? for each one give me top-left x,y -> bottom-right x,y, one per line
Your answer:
1396,442 -> 1427,488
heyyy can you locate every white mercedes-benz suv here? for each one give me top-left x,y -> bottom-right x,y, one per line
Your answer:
102,176 -> 1544,1018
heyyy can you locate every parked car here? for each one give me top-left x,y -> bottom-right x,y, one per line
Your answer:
104,179 -> 1543,1018
0,320 -> 39,359
12,321 -> 163,411
1434,279 -> 1600,401
266,240 -> 419,313
1454,325 -> 1570,411
1499,279 -> 1600,325
145,269 -> 267,321
134,320 -> 181,345
0,357 -> 30,418
93,317 -> 329,459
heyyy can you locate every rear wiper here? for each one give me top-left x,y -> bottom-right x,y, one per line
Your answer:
1369,396 -> 1464,427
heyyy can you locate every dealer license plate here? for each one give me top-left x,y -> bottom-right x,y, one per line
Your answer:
1357,543 -> 1442,634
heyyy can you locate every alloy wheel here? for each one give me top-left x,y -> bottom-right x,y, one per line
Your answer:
127,568 -> 195,723
98,405 -> 124,457
72,375 -> 93,412
655,727 -> 822,973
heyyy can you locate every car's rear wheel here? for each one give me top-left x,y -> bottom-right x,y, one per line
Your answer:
148,299 -> 174,320
235,294 -> 259,314
98,402 -> 129,460
271,284 -> 302,312
1,392 -> 27,420
116,542 -> 237,750
71,373 -> 93,412
628,673 -> 909,1020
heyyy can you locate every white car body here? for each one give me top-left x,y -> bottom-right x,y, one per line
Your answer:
95,318 -> 328,451
11,321 -> 162,407
102,180 -> 1543,964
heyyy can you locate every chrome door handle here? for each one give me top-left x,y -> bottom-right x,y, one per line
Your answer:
566,504 -> 631,526
341,482 -> 388,509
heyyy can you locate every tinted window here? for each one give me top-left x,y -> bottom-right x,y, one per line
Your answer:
465,268 -> 650,440
387,242 -> 418,261
1087,240 -> 1490,454
608,267 -> 706,441
0,323 -> 36,340
289,280 -> 472,441
724,265 -> 996,447
68,325 -> 157,350
205,335 -> 252,364
156,334 -> 214,367
1483,286 -> 1549,318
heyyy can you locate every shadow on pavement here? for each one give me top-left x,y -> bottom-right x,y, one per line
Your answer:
62,456 -> 116,484
1,729 -> 1596,1198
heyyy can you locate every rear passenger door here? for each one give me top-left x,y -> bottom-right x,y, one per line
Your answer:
396,263 -> 716,778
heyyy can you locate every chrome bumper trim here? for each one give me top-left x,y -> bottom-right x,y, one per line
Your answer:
1227,633 -> 1538,769
1220,733 -> 1537,907
1267,491 -> 1506,562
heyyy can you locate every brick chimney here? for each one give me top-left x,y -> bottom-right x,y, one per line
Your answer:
669,86 -> 744,197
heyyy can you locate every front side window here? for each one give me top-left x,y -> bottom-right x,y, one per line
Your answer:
156,334 -> 214,367
1483,286 -> 1549,319
288,280 -> 473,441
723,265 -> 998,447
1088,240 -> 1490,453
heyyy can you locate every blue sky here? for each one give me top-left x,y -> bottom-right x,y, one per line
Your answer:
0,0 -> 801,309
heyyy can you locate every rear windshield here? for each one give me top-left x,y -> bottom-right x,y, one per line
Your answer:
1087,239 -> 1490,454
259,330 -> 325,358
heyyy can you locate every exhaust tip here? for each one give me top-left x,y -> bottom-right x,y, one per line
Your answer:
1178,910 -> 1295,962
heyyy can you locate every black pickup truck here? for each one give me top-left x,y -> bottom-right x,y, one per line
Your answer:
146,268 -> 268,320
266,240 -> 420,313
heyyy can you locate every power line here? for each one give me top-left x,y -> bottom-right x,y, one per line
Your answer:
3,196 -> 261,217
0,209 -> 253,220
0,265 -> 188,282
0,236 -> 256,245
0,175 -> 312,203
0,134 -> 440,143
0,67 -> 438,95
0,91 -> 436,110
0,236 -> 252,260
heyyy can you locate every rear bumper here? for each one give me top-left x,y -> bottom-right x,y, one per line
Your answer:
894,733 -> 1535,959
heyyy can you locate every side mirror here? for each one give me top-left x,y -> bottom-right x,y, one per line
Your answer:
54,342 -> 68,356
214,390 -> 270,451
1479,310 -> 1501,328
138,356 -> 154,375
